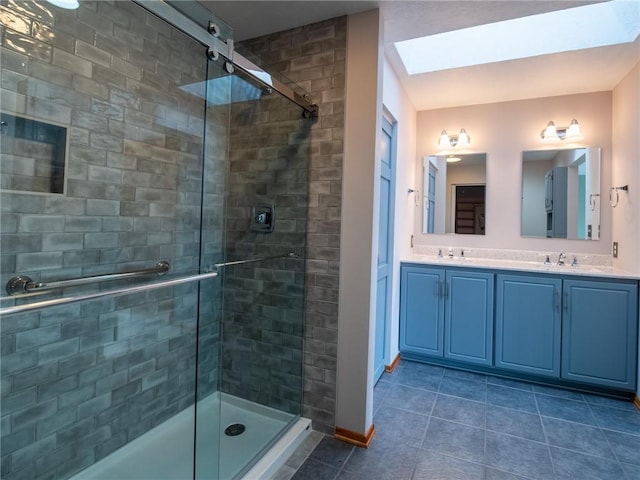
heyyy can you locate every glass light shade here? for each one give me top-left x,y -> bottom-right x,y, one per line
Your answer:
446,156 -> 461,163
542,121 -> 559,142
457,128 -> 470,146
46,0 -> 79,9
438,130 -> 450,148
565,119 -> 583,139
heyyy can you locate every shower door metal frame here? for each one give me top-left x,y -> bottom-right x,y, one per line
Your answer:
134,0 -> 318,117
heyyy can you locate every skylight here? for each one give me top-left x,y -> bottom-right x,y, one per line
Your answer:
395,0 -> 640,75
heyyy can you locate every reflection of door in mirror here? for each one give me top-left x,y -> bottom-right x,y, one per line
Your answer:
446,159 -> 486,235
452,185 -> 486,234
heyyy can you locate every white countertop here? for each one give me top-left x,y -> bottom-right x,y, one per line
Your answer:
403,254 -> 640,280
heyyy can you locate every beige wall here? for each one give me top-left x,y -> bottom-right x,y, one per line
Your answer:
414,91 -> 613,256
612,63 -> 640,275
610,62 -> 640,399
336,9 -> 382,437
382,58 -> 417,367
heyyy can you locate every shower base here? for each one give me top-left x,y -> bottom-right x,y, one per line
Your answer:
70,393 -> 311,480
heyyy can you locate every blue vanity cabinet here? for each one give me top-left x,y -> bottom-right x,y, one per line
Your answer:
561,279 -> 638,390
400,264 -> 494,365
444,270 -> 494,366
399,265 -> 445,357
496,274 -> 562,378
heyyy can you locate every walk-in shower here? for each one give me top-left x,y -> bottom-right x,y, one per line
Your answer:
0,1 -> 314,478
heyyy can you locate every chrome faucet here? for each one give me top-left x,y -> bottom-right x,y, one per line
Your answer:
557,252 -> 566,266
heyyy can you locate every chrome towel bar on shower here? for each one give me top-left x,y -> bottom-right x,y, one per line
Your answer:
212,252 -> 299,269
5,260 -> 170,296
0,270 -> 219,316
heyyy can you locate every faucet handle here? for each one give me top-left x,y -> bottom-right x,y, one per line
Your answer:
544,255 -> 551,265
571,256 -> 579,267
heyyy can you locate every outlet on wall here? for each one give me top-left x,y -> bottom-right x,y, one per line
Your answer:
613,241 -> 618,258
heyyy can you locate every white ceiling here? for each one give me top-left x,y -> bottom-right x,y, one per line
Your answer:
200,1 -> 640,110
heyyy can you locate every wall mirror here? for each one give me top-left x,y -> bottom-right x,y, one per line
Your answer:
422,153 -> 486,235
521,147 -> 601,240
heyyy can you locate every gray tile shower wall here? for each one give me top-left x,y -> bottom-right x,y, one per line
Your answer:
238,16 -> 346,435
0,1 -> 224,479
221,90 -> 310,414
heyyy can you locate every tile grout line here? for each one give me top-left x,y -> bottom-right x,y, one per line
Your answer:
330,443 -> 356,480
410,367 -> 445,479
583,398 -> 631,480
535,390 -> 559,480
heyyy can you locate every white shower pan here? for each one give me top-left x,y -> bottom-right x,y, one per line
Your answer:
71,393 -> 311,480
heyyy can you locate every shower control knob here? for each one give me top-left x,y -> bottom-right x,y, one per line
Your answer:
255,212 -> 268,224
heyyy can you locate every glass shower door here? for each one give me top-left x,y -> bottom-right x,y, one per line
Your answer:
195,51 -> 310,479
0,1 -> 225,479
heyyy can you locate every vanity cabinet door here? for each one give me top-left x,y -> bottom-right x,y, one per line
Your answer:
399,266 -> 445,357
496,274 -> 562,377
561,279 -> 638,390
445,270 -> 494,366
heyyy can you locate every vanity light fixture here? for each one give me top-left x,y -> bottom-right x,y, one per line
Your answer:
438,128 -> 470,149
446,156 -> 462,163
540,119 -> 583,142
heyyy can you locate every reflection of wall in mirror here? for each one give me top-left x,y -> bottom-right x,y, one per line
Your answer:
522,160 -> 552,237
522,148 -> 599,240
584,149 -> 600,239
558,148 -> 596,240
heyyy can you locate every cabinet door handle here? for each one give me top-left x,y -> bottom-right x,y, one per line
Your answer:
554,291 -> 560,312
563,291 -> 569,314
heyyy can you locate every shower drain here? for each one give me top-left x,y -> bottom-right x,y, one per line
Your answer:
224,423 -> 246,436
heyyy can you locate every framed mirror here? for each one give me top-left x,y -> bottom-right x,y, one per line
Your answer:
521,147 -> 601,240
423,153 -> 486,235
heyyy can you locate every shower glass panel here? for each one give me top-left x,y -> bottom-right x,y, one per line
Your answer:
1,1 -> 309,479
195,51 -> 309,480
0,1 -> 221,478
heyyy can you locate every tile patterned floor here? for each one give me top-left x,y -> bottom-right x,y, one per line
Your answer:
278,360 -> 640,480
